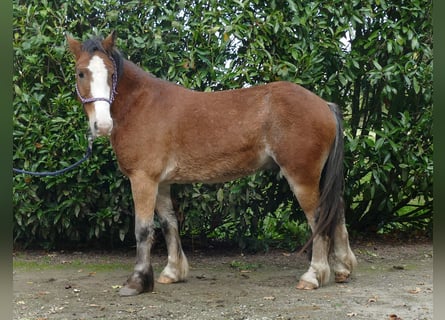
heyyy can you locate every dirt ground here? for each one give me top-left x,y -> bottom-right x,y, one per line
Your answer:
13,240 -> 433,320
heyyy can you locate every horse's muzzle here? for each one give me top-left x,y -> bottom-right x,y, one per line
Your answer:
93,120 -> 113,137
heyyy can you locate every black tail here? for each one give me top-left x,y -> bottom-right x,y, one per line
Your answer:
300,102 -> 345,254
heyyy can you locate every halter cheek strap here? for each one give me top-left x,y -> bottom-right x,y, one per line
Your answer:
76,56 -> 118,105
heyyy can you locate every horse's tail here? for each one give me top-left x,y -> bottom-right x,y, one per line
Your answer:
300,102 -> 345,255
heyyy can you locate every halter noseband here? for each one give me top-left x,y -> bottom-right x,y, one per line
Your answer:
75,56 -> 118,105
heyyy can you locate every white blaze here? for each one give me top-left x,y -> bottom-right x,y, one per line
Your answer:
87,55 -> 113,136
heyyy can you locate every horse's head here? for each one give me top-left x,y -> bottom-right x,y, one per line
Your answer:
66,31 -> 118,138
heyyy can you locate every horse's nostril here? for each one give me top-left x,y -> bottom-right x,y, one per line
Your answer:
93,120 -> 113,136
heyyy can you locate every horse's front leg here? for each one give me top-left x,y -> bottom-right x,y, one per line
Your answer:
156,184 -> 189,284
119,173 -> 158,296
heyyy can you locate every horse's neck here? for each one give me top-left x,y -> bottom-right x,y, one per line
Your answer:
111,59 -> 194,131
121,59 -> 156,87
111,60 -> 157,116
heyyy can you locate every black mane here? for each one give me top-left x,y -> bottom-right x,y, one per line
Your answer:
81,37 -> 105,53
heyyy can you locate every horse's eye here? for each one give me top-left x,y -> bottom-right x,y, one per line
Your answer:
78,72 -> 84,79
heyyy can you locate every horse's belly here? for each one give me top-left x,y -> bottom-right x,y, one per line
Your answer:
160,148 -> 276,184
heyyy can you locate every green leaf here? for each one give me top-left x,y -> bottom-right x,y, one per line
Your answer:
372,60 -> 383,71
216,188 -> 224,203
413,77 -> 420,94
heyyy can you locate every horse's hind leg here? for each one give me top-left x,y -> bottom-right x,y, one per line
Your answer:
332,216 -> 357,283
156,184 -> 189,284
285,176 -> 331,289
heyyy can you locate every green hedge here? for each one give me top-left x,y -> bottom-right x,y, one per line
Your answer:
13,0 -> 432,249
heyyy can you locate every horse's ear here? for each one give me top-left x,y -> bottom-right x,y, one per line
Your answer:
66,33 -> 81,59
102,30 -> 117,54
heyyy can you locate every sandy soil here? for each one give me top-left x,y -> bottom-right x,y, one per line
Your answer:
13,240 -> 433,320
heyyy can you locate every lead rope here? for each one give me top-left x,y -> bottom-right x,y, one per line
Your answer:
13,135 -> 93,176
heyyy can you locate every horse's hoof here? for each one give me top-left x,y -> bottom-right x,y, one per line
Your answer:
335,272 -> 351,283
119,285 -> 142,296
296,279 -> 318,290
119,267 -> 154,296
119,278 -> 153,296
157,274 -> 176,284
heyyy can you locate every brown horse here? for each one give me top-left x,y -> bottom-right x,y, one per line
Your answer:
67,31 -> 356,296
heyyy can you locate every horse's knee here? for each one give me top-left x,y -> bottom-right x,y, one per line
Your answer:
135,219 -> 154,242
